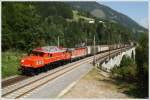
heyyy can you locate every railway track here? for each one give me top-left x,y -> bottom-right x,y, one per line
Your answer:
2,47 -> 131,99
2,76 -> 30,88
2,54 -> 94,89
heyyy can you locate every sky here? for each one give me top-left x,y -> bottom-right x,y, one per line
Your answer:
98,0 -> 148,29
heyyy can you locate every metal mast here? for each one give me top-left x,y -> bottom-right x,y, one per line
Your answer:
57,36 -> 59,47
93,35 -> 96,65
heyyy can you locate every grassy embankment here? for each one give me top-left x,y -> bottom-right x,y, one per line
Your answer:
82,66 -> 144,98
2,51 -> 26,78
85,68 -> 136,98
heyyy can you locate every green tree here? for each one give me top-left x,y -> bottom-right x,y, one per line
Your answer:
135,33 -> 148,97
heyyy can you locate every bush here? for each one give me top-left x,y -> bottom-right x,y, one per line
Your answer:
111,55 -> 137,82
2,51 -> 25,78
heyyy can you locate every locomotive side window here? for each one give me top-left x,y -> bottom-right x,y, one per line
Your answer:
31,51 -> 44,56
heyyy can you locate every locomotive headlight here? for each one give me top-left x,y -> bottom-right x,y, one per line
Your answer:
21,60 -> 24,63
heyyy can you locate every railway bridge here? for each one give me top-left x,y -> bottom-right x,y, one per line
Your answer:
94,46 -> 135,72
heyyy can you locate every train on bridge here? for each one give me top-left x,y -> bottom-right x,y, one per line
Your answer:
20,44 -> 130,75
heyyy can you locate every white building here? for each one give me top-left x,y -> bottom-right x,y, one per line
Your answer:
89,20 -> 95,24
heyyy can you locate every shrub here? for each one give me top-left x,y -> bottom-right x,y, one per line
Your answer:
111,55 -> 136,82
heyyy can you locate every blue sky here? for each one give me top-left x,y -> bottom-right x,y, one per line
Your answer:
97,1 -> 148,29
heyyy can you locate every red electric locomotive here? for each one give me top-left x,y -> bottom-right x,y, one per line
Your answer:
20,46 -> 71,75
69,47 -> 87,60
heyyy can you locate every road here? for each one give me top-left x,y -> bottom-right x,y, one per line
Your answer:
22,62 -> 93,98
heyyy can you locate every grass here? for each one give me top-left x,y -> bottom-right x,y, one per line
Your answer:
66,10 -> 94,22
2,51 -> 26,78
72,10 -> 94,22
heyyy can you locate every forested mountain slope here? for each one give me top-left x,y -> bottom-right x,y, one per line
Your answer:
2,2 -> 134,52
68,2 -> 147,33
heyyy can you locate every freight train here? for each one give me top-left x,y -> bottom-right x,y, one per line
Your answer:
20,44 -> 127,75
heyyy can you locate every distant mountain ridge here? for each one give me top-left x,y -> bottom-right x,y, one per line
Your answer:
68,2 -> 147,33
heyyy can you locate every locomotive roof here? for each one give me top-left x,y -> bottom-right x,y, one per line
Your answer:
33,46 -> 66,53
